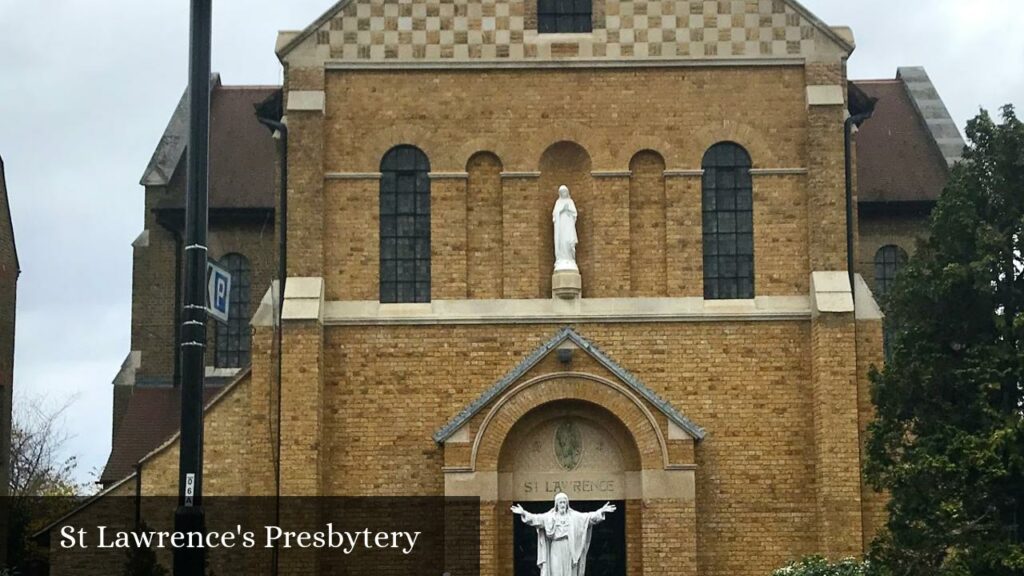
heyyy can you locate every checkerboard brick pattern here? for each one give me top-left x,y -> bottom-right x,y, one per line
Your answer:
320,0 -> 820,61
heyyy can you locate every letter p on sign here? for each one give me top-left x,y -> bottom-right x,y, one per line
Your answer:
207,261 -> 232,323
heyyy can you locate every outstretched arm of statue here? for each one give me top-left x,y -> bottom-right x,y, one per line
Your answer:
510,503 -> 542,526
587,502 -> 617,524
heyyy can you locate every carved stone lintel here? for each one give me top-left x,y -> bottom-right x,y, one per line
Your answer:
552,270 -> 582,300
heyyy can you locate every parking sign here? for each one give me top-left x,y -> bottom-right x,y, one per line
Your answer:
207,261 -> 231,323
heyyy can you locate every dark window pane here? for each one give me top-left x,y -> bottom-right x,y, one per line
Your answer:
380,146 -> 431,303
381,215 -> 397,237
721,256 -> 737,277
702,143 -> 754,300
703,211 -> 717,233
717,169 -> 735,190
381,260 -> 397,282
416,238 -> 431,259
415,282 -> 430,302
397,283 -> 413,302
874,245 -> 907,296
718,212 -> 736,233
738,233 -> 754,255
381,283 -> 396,303
720,234 -> 737,255
215,253 -> 251,368
415,217 -> 430,237
397,238 -> 415,259
704,257 -> 718,278
717,188 -> 736,211
398,260 -> 415,280
416,193 -> 430,215
397,215 -> 415,237
398,193 -> 414,214
736,212 -> 753,233
704,235 -> 718,256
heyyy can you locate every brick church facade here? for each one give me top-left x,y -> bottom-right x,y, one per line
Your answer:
43,1 -> 967,575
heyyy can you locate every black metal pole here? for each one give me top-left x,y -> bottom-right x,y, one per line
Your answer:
255,112 -> 287,576
844,105 -> 875,300
175,0 -> 211,574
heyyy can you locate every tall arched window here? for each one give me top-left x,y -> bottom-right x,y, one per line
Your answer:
702,142 -> 754,300
874,245 -> 908,297
875,245 -> 908,361
215,253 -> 251,368
380,145 -> 431,303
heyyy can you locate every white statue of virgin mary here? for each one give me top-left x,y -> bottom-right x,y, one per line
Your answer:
553,185 -> 579,271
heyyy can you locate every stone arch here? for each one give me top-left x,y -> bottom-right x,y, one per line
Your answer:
686,119 -> 774,169
539,141 -> 593,296
466,152 -> 504,298
365,130 -> 440,171
472,372 -> 669,473
629,150 -> 668,296
612,136 -> 678,169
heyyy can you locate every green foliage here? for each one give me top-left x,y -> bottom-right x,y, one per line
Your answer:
771,556 -> 874,576
865,105 -> 1024,575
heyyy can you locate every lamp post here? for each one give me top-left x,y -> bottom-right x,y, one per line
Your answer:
174,0 -> 212,574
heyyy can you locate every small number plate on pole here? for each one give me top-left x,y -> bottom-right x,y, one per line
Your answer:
184,473 -> 196,507
206,261 -> 231,323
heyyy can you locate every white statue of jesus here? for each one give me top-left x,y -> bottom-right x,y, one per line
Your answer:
511,493 -> 616,576
552,185 -> 578,271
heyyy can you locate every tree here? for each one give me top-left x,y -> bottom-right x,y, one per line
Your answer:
5,394 -> 85,571
9,395 -> 81,499
865,106 -> 1024,575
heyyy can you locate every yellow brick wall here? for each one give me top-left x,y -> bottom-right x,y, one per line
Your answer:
320,322 -> 821,576
321,66 -> 815,301
856,318 -> 887,549
467,152 -> 504,298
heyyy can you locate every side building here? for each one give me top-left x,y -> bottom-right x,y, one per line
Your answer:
854,67 -> 965,304
100,77 -> 279,487
0,155 -> 20,564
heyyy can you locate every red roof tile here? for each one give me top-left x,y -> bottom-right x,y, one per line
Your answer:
854,79 -> 950,203
100,385 -> 223,485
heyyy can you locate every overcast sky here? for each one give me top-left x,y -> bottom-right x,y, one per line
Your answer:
1,0 -> 1021,487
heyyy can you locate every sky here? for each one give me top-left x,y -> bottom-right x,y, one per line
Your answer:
0,0 -> 1022,487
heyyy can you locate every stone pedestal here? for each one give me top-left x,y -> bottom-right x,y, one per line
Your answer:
552,269 -> 582,299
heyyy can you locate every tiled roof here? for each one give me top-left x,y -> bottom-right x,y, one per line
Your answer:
141,77 -> 279,211
853,67 -> 964,204
99,384 -> 223,485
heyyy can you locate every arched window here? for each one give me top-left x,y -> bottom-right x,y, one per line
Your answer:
874,245 -> 908,297
380,145 -> 431,303
702,142 -> 754,300
875,245 -> 908,361
215,253 -> 251,368
538,0 -> 592,33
